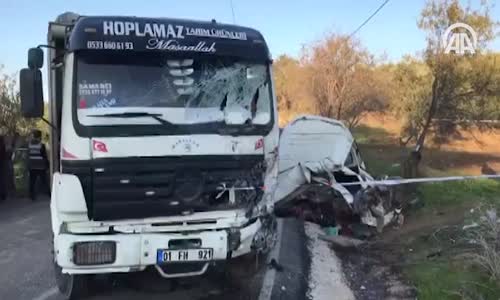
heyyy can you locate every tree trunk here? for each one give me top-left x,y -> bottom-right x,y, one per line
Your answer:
0,136 -> 7,201
5,134 -> 18,194
415,76 -> 440,153
401,76 -> 440,180
336,98 -> 343,120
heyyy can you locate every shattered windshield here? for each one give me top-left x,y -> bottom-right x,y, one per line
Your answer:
75,53 -> 272,128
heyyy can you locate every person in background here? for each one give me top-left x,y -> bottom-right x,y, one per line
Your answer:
28,130 -> 49,201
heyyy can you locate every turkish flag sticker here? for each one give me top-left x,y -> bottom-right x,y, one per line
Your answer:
79,98 -> 87,109
255,138 -> 264,150
93,140 -> 108,153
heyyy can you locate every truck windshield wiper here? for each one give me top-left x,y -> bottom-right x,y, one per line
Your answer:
87,112 -> 174,126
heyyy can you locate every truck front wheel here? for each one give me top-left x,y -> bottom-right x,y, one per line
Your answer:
54,262 -> 90,300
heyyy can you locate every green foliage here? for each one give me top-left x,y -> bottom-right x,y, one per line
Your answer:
459,53 -> 500,121
274,55 -> 314,123
391,58 -> 433,144
419,0 -> 497,50
274,36 -> 394,128
414,0 -> 499,144
379,0 -> 500,147
0,66 -> 37,137
273,1 -> 499,138
301,35 -> 390,127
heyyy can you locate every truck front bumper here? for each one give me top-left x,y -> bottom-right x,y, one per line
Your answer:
55,218 -> 261,276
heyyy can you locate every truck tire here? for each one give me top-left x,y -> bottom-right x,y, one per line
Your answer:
54,262 -> 90,300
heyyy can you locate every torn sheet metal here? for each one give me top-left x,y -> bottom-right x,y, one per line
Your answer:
272,115 -> 355,206
278,115 -> 353,173
271,115 -> 353,205
266,115 -> 500,230
269,115 -> 398,229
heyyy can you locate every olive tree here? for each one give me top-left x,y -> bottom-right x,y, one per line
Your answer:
412,0 -> 498,150
0,66 -> 37,195
303,35 -> 388,128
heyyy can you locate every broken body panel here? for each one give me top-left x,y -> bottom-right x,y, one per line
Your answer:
271,115 -> 401,230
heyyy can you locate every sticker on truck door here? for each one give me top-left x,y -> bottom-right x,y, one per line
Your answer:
93,140 -> 108,153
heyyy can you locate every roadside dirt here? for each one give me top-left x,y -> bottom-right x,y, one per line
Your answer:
335,201 -> 478,300
359,112 -> 500,175
337,244 -> 417,300
379,203 -> 471,245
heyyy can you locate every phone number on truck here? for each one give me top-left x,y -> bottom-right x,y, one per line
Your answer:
87,41 -> 134,50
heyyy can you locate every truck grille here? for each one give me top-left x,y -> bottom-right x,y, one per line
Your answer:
61,155 -> 265,221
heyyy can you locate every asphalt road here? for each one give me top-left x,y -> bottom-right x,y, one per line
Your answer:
0,198 -> 55,300
0,198 -> 311,300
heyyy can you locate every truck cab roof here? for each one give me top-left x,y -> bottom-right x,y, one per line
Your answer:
59,15 -> 270,60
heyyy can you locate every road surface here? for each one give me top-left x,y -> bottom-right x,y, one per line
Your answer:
0,198 -> 355,300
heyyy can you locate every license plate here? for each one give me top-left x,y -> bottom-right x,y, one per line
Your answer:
157,248 -> 214,263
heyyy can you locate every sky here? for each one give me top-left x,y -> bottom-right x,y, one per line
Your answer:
0,0 -> 499,76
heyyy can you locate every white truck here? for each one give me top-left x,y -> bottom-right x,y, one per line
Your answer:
19,12 -> 401,300
20,12 -> 280,299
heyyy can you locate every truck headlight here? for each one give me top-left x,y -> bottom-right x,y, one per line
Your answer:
73,241 -> 116,265
227,229 -> 241,251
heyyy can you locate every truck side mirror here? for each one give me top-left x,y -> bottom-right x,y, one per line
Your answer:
28,48 -> 44,69
20,68 -> 44,118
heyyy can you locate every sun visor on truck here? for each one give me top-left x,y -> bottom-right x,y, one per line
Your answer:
68,17 -> 271,61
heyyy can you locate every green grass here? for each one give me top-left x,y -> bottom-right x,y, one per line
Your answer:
352,124 -> 405,176
407,260 -> 500,300
352,124 -> 395,145
417,179 -> 500,209
405,179 -> 500,299
359,146 -> 403,176
352,124 -> 500,299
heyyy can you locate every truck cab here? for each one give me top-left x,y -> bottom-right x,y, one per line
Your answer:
20,12 -> 279,299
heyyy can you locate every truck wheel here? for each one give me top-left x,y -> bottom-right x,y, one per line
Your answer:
54,262 -> 89,300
